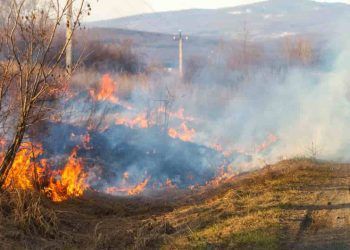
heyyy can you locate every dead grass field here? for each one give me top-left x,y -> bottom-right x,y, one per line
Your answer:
1,159 -> 350,249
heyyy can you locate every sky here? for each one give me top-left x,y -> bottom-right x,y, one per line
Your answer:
85,0 -> 350,21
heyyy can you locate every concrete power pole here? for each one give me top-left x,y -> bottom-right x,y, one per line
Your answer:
173,30 -> 188,78
178,31 -> 183,78
66,0 -> 73,75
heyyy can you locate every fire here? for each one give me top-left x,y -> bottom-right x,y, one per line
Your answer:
210,143 -> 236,157
3,143 -> 46,190
170,108 -> 195,122
157,107 -> 195,122
91,74 -> 119,103
2,143 -> 88,202
115,112 -> 148,129
209,133 -> 278,158
168,122 -> 196,142
105,177 -> 150,196
128,177 -> 150,195
255,133 -> 278,153
46,148 -> 88,202
207,165 -> 236,187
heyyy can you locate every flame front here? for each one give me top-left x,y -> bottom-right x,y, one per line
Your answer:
128,177 -> 150,195
91,74 -> 119,103
46,148 -> 88,202
3,143 -> 46,190
3,143 -> 88,202
106,177 -> 150,196
115,112 -> 149,129
168,122 -> 196,142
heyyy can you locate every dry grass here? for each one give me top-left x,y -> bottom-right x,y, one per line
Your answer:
0,189 -> 59,249
0,159 -> 348,249
0,190 -> 57,235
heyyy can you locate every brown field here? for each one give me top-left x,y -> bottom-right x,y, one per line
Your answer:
1,159 -> 350,249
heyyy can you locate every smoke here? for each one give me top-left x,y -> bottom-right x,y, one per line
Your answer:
273,44 -> 350,161
185,34 -> 350,164
36,24 -> 350,195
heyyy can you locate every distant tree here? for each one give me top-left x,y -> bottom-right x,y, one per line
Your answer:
283,36 -> 314,65
226,21 -> 263,73
82,38 -> 145,74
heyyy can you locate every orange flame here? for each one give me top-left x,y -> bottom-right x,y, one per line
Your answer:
3,143 -> 46,190
206,165 -> 236,187
255,133 -> 278,153
115,112 -> 148,129
46,148 -> 88,202
127,177 -> 150,195
90,74 -> 119,103
105,177 -> 150,196
2,143 -> 88,202
168,122 -> 196,142
170,108 -> 195,122
210,133 -> 278,157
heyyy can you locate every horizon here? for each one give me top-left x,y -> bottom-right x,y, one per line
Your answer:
85,0 -> 350,22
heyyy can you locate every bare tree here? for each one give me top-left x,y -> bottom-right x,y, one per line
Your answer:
0,0 -> 87,188
226,21 -> 263,73
282,36 -> 314,66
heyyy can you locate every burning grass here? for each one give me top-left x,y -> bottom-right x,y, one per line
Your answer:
2,143 -> 88,203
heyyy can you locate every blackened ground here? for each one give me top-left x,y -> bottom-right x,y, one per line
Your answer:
40,123 -> 225,190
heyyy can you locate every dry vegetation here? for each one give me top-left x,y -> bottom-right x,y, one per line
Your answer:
1,159 -> 349,249
0,2 -> 342,250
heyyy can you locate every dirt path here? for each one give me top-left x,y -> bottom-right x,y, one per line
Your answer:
291,165 -> 350,249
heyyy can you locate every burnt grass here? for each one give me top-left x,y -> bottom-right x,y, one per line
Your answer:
1,159 -> 350,249
40,122 -> 225,190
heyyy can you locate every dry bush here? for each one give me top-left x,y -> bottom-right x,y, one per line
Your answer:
226,41 -> 264,71
283,36 -> 314,65
0,189 -> 58,237
81,39 -> 146,74
221,22 -> 265,72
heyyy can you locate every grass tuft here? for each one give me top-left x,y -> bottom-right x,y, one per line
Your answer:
0,189 -> 58,238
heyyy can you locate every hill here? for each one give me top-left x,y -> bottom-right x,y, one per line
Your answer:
78,27 -> 219,67
89,0 -> 350,40
1,159 -> 350,249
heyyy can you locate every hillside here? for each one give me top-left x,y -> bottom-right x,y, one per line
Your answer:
1,159 -> 350,249
89,0 -> 350,40
78,27 -> 219,67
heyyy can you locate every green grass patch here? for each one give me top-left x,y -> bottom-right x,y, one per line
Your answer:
229,227 -> 280,250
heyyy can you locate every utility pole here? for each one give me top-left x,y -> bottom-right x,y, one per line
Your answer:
178,31 -> 183,78
173,30 -> 188,78
66,0 -> 73,75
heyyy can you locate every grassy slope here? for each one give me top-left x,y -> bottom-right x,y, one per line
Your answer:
1,159 -> 350,249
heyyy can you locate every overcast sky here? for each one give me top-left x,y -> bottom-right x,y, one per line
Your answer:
85,0 -> 350,21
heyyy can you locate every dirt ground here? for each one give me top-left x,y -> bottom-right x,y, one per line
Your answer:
284,162 -> 350,249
